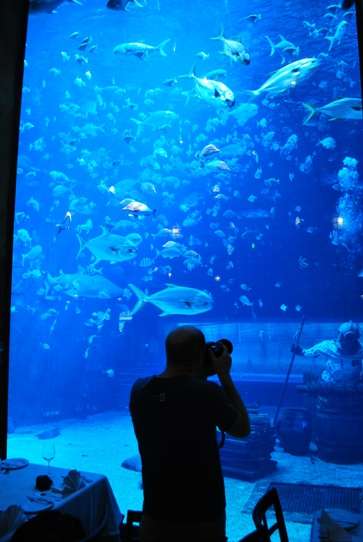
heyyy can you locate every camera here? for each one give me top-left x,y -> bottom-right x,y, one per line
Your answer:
204,338 -> 233,376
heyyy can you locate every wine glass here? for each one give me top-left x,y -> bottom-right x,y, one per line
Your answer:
42,442 -> 55,474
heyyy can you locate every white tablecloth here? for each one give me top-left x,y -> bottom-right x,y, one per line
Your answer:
0,463 -> 122,541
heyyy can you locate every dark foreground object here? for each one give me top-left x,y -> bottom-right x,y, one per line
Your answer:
315,389 -> 363,464
220,409 -> 276,481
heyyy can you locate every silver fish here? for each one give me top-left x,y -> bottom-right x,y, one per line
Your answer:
189,67 -> 235,107
303,97 -> 362,123
47,272 -> 123,299
128,283 -> 213,316
249,57 -> 319,97
77,228 -> 138,264
211,27 -> 251,65
113,39 -> 170,59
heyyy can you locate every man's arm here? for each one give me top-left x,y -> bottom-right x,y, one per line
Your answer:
211,349 -> 250,438
217,371 -> 251,438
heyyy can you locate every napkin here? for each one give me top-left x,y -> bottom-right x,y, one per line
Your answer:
0,505 -> 26,537
62,469 -> 86,495
319,509 -> 353,542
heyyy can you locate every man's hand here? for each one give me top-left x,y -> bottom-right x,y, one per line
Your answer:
291,344 -> 304,356
210,346 -> 232,376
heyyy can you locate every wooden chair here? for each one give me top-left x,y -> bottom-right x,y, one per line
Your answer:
252,488 -> 289,542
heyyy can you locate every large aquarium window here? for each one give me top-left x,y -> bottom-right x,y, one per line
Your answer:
8,0 -> 363,540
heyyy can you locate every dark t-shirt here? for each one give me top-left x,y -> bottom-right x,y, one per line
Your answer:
129,375 -> 238,522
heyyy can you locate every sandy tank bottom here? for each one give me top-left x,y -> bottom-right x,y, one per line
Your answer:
7,409 -> 363,541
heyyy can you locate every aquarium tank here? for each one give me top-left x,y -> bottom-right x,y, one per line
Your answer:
7,0 -> 363,539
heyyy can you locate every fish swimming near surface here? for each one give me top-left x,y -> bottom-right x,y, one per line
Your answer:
303,97 -> 363,123
47,272 -> 124,299
211,27 -> 251,65
113,39 -> 170,59
29,0 -> 81,13
248,57 -> 319,97
77,228 -> 138,264
128,283 -> 213,316
106,0 -> 145,10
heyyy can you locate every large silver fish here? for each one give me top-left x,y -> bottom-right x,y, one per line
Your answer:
77,228 -> 139,264
249,57 -> 319,97
128,283 -> 213,316
29,0 -> 81,13
47,272 -> 123,299
303,97 -> 362,123
113,40 -> 170,59
181,67 -> 235,107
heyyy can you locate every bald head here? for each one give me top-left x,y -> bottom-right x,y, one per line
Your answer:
165,326 -> 206,368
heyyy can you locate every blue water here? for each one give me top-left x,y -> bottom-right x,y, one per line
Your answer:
9,0 -> 362,427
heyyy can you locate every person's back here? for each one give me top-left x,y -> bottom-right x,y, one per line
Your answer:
129,326 -> 250,542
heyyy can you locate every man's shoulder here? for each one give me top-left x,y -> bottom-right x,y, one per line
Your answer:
130,376 -> 155,394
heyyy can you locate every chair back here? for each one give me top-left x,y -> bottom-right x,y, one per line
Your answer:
252,488 -> 289,542
120,510 -> 143,542
239,527 -> 269,541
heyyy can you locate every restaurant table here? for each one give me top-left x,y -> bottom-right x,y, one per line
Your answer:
310,508 -> 363,542
0,462 -> 123,541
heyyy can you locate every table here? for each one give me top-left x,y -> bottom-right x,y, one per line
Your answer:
0,463 -> 122,541
310,509 -> 363,541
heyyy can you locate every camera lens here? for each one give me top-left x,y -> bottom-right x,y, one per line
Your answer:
219,339 -> 233,355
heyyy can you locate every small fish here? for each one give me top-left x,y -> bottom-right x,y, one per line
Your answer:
319,136 -> 336,149
205,159 -> 230,171
211,27 -> 251,65
244,13 -> 262,22
107,0 -> 145,9
128,283 -> 213,316
280,304 -> 288,312
265,35 -> 299,62
325,20 -> 348,51
196,51 -> 210,60
162,77 -> 179,87
113,39 -> 170,59
239,295 -> 253,306
121,199 -> 155,216
56,211 -> 72,235
196,143 -> 221,160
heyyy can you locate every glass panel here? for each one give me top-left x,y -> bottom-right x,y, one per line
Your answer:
8,0 -> 363,540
